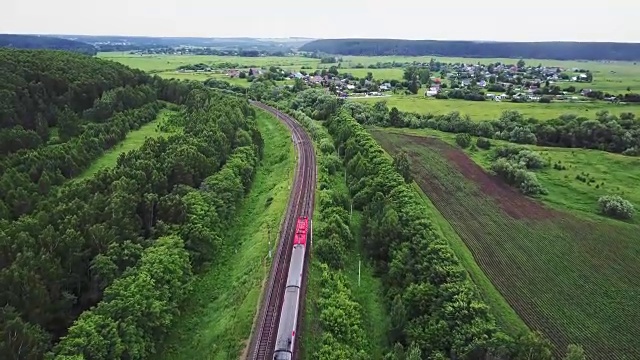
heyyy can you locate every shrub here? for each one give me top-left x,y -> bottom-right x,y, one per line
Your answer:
598,195 -> 635,219
491,158 -> 547,196
514,150 -> 546,169
455,133 -> 472,148
476,137 -> 492,149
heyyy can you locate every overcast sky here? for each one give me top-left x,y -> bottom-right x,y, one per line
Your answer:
2,0 -> 639,42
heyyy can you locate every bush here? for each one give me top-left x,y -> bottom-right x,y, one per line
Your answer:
491,158 -> 547,196
598,195 -> 635,219
455,133 -> 472,148
476,137 -> 492,149
514,150 -> 546,169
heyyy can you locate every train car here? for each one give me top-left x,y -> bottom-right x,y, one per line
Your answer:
273,216 -> 309,360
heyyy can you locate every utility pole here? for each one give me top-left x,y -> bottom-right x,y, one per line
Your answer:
358,254 -> 361,287
267,224 -> 272,259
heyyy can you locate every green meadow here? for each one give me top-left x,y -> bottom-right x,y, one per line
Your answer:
351,95 -> 640,120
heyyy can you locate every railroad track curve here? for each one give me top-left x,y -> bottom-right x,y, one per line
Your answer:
246,101 -> 316,360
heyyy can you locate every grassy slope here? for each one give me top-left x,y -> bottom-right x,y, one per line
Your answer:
157,109 -> 295,360
379,127 -> 640,225
75,109 -> 175,180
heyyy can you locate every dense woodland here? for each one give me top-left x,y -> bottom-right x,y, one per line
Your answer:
0,49 -> 264,359
0,35 -> 96,55
0,49 -> 164,220
300,39 -> 640,61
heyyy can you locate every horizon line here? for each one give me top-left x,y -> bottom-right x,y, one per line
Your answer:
3,32 -> 640,44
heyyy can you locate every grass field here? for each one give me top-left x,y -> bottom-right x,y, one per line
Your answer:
371,128 -> 640,359
352,95 -> 640,120
75,109 -> 175,180
154,70 -> 295,87
98,52 -> 319,72
157,109 -> 295,360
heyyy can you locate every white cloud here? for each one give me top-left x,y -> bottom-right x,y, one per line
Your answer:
2,0 -> 639,42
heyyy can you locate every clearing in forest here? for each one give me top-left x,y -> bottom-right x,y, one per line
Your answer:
371,129 -> 640,360
76,109 -> 177,180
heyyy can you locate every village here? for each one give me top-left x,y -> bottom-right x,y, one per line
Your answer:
214,60 -> 623,103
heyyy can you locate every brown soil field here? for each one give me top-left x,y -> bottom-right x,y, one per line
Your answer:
371,129 -> 640,360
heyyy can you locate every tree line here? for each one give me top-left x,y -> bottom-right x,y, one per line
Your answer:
299,39 -> 640,61
341,101 -> 640,156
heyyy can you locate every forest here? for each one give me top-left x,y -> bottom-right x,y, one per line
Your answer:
299,39 -> 640,61
0,35 -> 96,55
0,49 -> 265,359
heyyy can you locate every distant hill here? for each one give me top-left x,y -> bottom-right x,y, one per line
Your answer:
0,34 -> 97,55
300,39 -> 640,61
56,35 -> 314,51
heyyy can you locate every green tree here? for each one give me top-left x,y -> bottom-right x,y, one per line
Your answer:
455,133 -> 472,148
393,151 -> 412,183
564,344 -> 586,360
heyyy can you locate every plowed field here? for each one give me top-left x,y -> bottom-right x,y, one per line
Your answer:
371,129 -> 640,359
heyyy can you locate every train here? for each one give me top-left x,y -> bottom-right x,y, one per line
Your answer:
273,216 -> 309,360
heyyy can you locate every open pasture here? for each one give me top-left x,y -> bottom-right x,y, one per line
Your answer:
353,95 -> 640,120
371,129 -> 640,359
98,52 -> 319,72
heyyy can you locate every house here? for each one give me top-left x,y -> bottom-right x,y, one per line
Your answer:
426,89 -> 438,97
380,82 -> 392,91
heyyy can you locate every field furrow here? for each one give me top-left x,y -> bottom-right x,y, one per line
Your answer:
372,129 -> 640,359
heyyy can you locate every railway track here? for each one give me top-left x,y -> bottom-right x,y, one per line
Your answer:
247,102 -> 316,360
